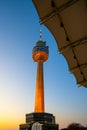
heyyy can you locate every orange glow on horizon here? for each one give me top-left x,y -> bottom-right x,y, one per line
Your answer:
0,119 -> 18,129
0,114 -> 23,130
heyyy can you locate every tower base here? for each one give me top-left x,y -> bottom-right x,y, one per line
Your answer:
19,112 -> 59,130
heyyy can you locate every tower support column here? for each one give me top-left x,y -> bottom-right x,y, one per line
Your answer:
34,60 -> 44,112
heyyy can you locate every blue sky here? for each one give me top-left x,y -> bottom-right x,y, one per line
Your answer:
0,0 -> 87,130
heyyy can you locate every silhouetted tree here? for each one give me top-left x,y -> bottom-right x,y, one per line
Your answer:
67,123 -> 86,130
60,123 -> 87,130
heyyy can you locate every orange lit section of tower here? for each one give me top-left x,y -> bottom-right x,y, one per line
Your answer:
32,29 -> 49,112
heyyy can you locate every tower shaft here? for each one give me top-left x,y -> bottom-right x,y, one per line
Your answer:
34,60 -> 44,112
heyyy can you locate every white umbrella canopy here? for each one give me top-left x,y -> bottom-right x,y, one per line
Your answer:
32,0 -> 87,88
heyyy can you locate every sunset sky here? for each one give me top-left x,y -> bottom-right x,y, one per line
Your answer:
0,0 -> 87,130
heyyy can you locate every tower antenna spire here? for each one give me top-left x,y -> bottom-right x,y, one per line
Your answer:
40,28 -> 42,41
